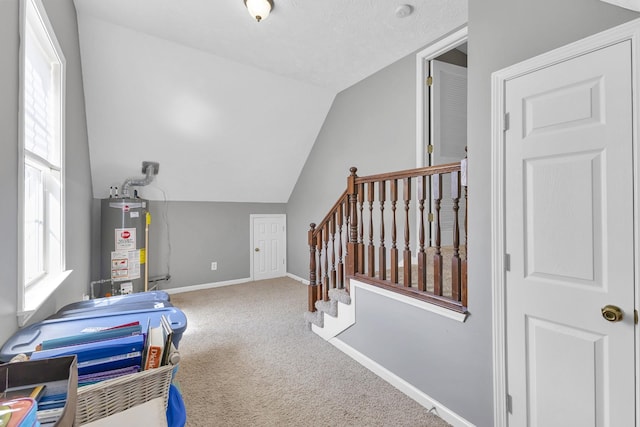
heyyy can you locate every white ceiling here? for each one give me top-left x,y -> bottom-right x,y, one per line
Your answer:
74,0 -> 467,202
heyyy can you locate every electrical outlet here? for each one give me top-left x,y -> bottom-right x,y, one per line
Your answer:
120,282 -> 133,295
211,262 -> 217,271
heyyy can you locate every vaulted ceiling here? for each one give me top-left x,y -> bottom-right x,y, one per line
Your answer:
74,0 -> 467,202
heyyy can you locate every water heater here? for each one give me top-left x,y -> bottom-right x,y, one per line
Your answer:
99,197 -> 149,297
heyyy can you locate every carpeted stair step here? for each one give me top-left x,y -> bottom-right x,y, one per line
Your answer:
303,310 -> 323,329
328,288 -> 351,305
315,299 -> 338,317
305,289 -> 351,330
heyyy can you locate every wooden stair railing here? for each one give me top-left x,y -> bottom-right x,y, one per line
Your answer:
308,160 -> 468,315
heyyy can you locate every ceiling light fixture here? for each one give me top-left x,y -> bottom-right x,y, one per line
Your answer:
244,0 -> 273,22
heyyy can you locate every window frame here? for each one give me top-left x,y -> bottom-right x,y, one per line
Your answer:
18,0 -> 70,326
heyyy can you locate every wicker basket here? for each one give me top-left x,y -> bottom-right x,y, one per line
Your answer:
75,364 -> 175,425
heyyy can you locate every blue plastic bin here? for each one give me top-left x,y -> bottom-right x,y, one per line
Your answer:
49,291 -> 173,319
51,291 -> 171,319
0,307 -> 187,362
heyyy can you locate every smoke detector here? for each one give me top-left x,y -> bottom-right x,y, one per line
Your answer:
395,4 -> 414,18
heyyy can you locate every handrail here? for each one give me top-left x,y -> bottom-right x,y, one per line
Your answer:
307,161 -> 468,315
354,162 -> 461,184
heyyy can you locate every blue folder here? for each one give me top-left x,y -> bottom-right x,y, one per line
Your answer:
29,334 -> 144,375
75,351 -> 143,375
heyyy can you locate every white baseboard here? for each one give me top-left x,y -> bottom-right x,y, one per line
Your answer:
163,277 -> 252,295
165,273 -> 309,295
329,338 -> 475,427
286,272 -> 309,285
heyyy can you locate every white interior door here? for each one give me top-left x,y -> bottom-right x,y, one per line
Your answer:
504,40 -> 635,426
251,214 -> 286,281
430,60 -> 467,246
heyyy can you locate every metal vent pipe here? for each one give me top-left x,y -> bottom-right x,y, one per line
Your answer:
121,161 -> 160,198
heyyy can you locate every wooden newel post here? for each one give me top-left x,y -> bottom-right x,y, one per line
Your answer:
308,223 -> 318,312
346,167 -> 359,285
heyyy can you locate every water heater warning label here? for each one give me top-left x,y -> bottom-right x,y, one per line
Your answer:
111,250 -> 141,281
115,228 -> 136,250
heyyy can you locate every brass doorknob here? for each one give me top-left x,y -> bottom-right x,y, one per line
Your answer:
254,248 -> 260,252
601,305 -> 624,322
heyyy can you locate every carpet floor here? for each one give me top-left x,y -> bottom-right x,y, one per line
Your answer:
170,277 -> 451,427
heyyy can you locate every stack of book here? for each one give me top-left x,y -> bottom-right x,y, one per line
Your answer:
29,316 -> 177,387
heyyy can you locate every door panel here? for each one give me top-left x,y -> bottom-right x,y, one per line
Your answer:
505,40 -> 635,426
526,317 -> 604,427
524,151 -> 602,285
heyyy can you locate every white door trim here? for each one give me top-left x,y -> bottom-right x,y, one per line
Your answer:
491,18 -> 640,427
415,25 -> 468,169
249,214 -> 287,281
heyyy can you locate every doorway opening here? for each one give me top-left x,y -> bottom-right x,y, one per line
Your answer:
416,26 -> 468,246
416,26 -> 468,169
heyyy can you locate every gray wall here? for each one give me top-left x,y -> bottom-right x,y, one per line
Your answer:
0,0 -> 92,345
340,285 -> 489,419
287,53 -> 418,280
91,200 -> 286,292
149,201 -> 285,289
287,1 -> 639,426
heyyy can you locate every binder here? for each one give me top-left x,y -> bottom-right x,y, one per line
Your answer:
30,334 -> 144,376
75,351 -> 142,376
